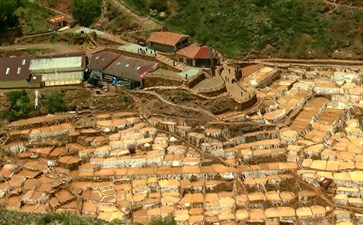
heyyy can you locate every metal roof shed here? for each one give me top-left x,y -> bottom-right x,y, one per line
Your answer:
29,55 -> 86,86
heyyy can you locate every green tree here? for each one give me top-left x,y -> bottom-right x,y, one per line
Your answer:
0,0 -> 20,31
1,90 -> 32,122
149,0 -> 168,12
44,92 -> 66,114
71,0 -> 102,26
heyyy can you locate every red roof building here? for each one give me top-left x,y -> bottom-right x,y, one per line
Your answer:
176,45 -> 217,68
147,32 -> 190,53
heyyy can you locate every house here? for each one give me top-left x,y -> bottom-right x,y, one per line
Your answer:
147,32 -> 190,53
88,51 -> 120,81
29,52 -> 86,86
176,44 -> 217,68
0,56 -> 41,89
47,15 -> 68,30
103,55 -> 159,89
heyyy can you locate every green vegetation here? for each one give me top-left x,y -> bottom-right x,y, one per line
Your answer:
0,91 -> 67,123
71,0 -> 102,26
100,2 -> 139,34
125,0 -> 363,58
15,0 -> 55,35
0,90 -> 38,123
44,92 -> 66,114
148,217 -> 176,225
123,0 -> 169,14
179,91 -> 191,101
0,0 -> 20,31
0,207 -> 176,225
0,207 -> 127,225
49,31 -> 57,43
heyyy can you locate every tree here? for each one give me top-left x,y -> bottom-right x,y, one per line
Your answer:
0,0 -> 20,31
1,90 -> 32,122
71,0 -> 102,26
44,92 -> 66,114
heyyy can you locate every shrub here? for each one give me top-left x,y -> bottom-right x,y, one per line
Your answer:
1,90 -> 33,122
71,0 -> 102,26
179,91 -> 190,101
149,216 -> 176,225
44,92 -> 66,114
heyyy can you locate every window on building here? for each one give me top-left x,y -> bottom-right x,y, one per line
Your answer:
22,59 -> 26,65
6,68 -> 10,75
17,67 -> 21,74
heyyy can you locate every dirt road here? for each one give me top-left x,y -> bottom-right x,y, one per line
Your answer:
322,0 -> 363,9
112,0 -> 161,31
0,43 -> 82,54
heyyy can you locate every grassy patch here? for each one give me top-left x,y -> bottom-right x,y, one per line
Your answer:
100,1 -> 140,34
0,207 -> 128,225
0,207 -> 176,225
15,0 -> 55,35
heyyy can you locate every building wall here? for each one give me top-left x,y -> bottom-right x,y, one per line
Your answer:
90,70 -> 103,81
175,38 -> 189,51
0,80 -> 30,89
104,74 -> 141,89
149,42 -> 175,53
41,71 -> 84,86
28,82 -> 42,88
195,59 -> 211,68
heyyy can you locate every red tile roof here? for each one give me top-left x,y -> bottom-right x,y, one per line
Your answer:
176,44 -> 200,58
176,45 -> 212,59
195,46 -> 211,59
147,32 -> 190,46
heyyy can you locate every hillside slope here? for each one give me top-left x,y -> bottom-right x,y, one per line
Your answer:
124,0 -> 363,59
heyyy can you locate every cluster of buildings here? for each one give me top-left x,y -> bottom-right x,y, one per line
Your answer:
0,31 -> 218,90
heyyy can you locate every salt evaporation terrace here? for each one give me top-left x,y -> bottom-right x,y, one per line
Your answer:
0,64 -> 363,225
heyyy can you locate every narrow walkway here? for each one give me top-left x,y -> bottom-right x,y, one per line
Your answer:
156,54 -> 187,71
73,26 -> 127,45
132,90 -> 217,120
142,86 -> 229,100
220,65 -> 256,104
322,0 -> 363,9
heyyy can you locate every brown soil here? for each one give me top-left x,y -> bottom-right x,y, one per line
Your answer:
48,0 -> 73,14
92,94 -> 136,112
